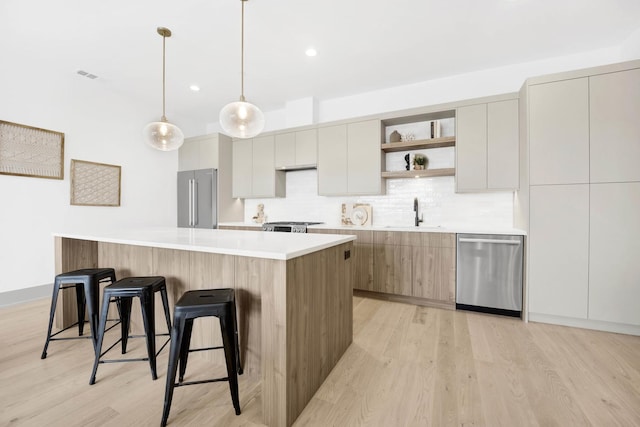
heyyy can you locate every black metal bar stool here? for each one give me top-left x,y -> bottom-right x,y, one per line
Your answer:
89,276 -> 172,385
161,288 -> 243,426
41,268 -> 117,359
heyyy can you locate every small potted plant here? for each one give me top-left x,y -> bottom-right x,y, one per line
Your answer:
413,154 -> 427,170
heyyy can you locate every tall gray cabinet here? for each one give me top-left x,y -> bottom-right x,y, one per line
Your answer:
518,61 -> 640,334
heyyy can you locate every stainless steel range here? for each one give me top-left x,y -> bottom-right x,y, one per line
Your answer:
262,221 -> 323,233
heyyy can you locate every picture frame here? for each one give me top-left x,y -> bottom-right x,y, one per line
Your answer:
70,159 -> 121,207
0,120 -> 65,180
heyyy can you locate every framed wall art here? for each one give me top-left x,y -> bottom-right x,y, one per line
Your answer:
0,120 -> 65,179
70,159 -> 121,207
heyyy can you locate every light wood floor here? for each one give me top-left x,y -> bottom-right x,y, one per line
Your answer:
2,296 -> 639,426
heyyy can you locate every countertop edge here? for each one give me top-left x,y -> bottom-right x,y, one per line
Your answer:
218,222 -> 527,236
53,229 -> 356,261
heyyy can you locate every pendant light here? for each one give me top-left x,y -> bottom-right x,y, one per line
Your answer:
219,0 -> 265,139
143,27 -> 184,151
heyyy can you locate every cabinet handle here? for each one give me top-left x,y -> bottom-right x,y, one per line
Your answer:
459,238 -> 520,245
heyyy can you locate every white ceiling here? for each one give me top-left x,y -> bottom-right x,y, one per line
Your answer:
3,0 -> 640,129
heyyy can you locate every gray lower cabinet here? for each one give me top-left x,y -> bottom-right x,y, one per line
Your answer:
589,182 -> 640,326
529,184 -> 590,319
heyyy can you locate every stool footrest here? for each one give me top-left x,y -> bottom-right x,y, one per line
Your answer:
176,377 -> 230,387
188,345 -> 224,353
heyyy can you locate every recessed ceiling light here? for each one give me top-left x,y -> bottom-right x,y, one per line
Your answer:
189,85 -> 200,92
305,48 -> 317,57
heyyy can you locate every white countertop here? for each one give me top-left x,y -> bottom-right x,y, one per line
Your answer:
53,227 -> 355,260
219,222 -> 527,236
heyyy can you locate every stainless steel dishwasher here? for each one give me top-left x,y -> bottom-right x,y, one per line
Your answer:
456,233 -> 523,317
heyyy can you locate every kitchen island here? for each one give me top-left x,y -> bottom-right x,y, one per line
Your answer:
53,227 -> 355,427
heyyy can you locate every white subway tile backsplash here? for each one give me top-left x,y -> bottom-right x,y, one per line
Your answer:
243,169 -> 513,229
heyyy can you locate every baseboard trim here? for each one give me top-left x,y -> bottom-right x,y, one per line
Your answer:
529,312 -> 640,336
0,284 -> 51,308
353,289 -> 455,311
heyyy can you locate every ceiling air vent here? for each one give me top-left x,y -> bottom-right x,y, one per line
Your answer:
76,70 -> 98,79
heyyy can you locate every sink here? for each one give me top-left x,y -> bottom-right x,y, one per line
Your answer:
380,225 -> 443,230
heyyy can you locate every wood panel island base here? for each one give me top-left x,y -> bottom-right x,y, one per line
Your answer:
53,228 -> 355,427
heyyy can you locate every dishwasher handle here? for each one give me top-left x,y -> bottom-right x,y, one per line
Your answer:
459,237 -> 521,245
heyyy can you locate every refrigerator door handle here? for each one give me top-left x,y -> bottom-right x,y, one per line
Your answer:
193,181 -> 198,226
188,179 -> 194,227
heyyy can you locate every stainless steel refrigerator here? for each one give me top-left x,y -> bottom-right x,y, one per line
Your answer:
177,169 -> 217,228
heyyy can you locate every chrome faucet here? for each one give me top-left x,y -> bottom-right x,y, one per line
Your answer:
414,197 -> 423,227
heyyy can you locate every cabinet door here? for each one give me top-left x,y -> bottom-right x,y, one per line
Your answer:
529,78 -> 589,185
373,243 -> 412,296
295,129 -> 317,166
529,184 -> 589,318
347,120 -> 381,194
252,135 -> 279,197
178,140 -> 199,171
589,182 -> 640,325
412,245 -> 455,303
488,99 -> 519,189
456,104 -> 488,191
590,68 -> 640,183
274,132 -> 295,169
232,139 -> 252,198
318,125 -> 348,195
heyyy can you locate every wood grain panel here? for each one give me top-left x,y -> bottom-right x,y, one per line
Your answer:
151,248 -> 190,330
234,256 -> 270,377
285,242 -> 353,426
373,243 -> 412,296
98,243 -> 153,333
54,237 -> 98,328
412,246 -> 456,306
260,258 -> 288,427
188,252 -> 236,365
309,228 -> 373,290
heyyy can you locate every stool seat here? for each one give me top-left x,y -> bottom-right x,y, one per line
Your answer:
161,288 -> 242,426
89,276 -> 171,385
41,268 -> 117,359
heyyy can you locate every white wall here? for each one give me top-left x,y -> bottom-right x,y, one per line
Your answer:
0,54 -> 195,293
207,46 -> 623,135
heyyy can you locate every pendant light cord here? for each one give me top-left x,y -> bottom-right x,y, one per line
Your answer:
240,0 -> 246,102
162,32 -> 167,121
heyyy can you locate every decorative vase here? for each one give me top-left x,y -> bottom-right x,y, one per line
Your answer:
390,130 -> 401,143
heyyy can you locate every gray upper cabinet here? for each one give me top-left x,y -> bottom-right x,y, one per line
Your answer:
232,136 -> 285,198
318,120 -> 382,196
456,104 -> 487,191
456,99 -> 519,192
318,124 -> 348,195
274,129 -> 317,169
232,139 -> 253,198
529,78 -> 589,185
487,99 -> 519,189
590,68 -> 640,183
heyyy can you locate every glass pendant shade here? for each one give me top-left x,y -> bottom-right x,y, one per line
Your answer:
144,27 -> 184,151
143,119 -> 184,151
219,100 -> 265,139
